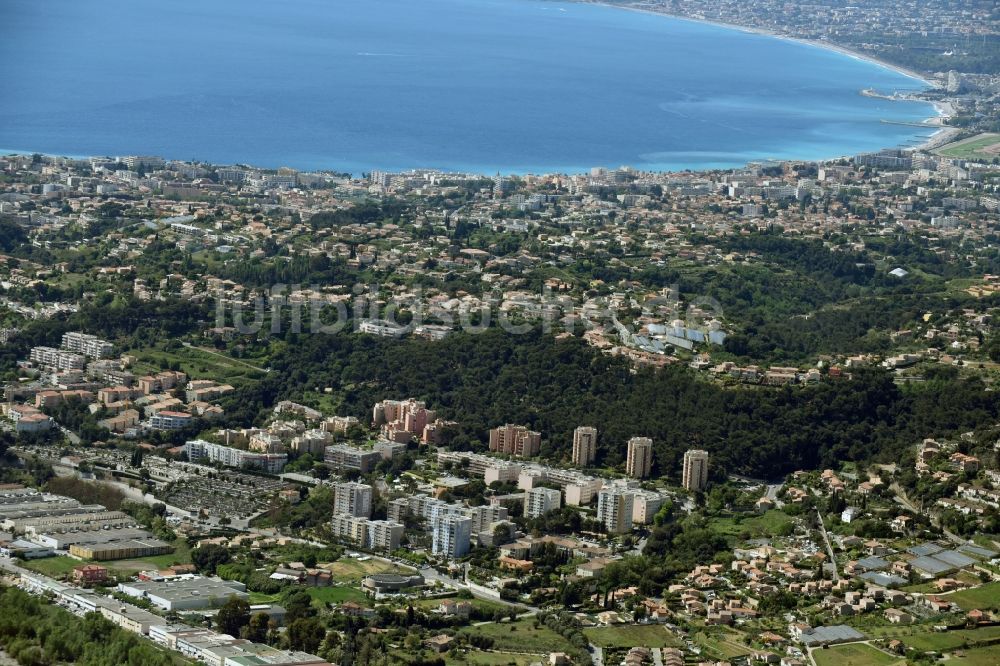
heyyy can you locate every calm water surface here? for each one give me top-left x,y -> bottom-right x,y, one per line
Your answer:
0,0 -> 937,173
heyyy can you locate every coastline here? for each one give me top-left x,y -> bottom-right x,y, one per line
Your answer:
1,3 -> 958,176
580,1 -> 935,86
578,1 -> 954,154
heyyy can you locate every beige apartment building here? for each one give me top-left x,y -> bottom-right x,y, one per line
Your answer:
572,426 -> 598,466
683,449 -> 710,491
489,424 -> 541,458
626,437 -> 653,479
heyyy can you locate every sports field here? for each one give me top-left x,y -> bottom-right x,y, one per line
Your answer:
935,133 -> 1000,160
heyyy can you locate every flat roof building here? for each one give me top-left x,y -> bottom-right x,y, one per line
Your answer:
572,426 -> 598,467
526,487 -> 561,518
432,514 -> 471,559
323,444 -> 381,473
489,424 -> 541,458
597,489 -> 634,535
626,437 -> 653,479
682,449 -> 710,492
118,576 -> 248,611
333,481 -> 373,518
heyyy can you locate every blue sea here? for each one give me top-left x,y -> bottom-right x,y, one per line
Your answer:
0,0 -> 937,174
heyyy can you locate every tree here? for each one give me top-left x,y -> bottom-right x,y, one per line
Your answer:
191,543 -> 231,574
287,617 -> 325,653
217,596 -> 251,638
282,588 -> 315,622
244,612 -> 270,643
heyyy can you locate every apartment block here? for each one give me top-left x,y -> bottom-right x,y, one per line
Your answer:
61,332 -> 115,359
436,451 -> 521,484
330,514 -> 369,545
323,444 -> 381,473
29,346 -> 85,371
97,386 -> 143,404
333,481 -> 373,518
517,463 -> 604,506
682,449 -> 710,492
185,439 -> 286,473
572,426 -> 598,467
489,424 -> 541,458
372,398 -> 435,444
526,487 -> 561,518
35,389 -> 94,409
322,415 -> 359,435
5,404 -> 53,433
630,490 -> 666,524
184,382 -> 234,403
149,411 -> 193,431
290,429 -> 332,456
626,437 -> 653,479
331,513 -> 404,551
432,514 -> 472,559
597,489 -> 634,535
137,370 -> 187,395
366,519 -> 404,551
463,504 -> 509,534
248,432 -> 285,453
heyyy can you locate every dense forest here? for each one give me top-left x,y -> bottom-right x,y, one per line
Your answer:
0,586 -> 175,666
0,297 -> 211,380
220,328 -> 1000,479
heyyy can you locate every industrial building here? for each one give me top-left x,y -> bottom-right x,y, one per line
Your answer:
117,576 -> 248,611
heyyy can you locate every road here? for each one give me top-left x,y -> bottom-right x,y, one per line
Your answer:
59,426 -> 81,445
416,564 -> 538,612
815,508 -> 839,582
891,483 -> 965,545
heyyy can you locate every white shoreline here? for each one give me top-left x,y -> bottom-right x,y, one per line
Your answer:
579,0 -> 954,152
1,3 -> 960,176
580,1 -> 935,85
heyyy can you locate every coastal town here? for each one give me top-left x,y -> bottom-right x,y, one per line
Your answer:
603,0 -> 999,85
0,117 -> 999,666
1,0 -> 1000,665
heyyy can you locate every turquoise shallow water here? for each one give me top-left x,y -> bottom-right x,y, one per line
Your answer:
0,0 -> 937,174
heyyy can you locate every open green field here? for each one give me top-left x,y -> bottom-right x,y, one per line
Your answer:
948,582 -> 1000,611
693,628 -> 754,659
706,510 -> 796,540
320,557 -> 413,584
248,591 -> 281,604
412,595 -> 509,616
306,586 -> 368,605
950,646 -> 1000,666
812,643 -> 904,666
460,618 -> 574,654
935,133 -> 1000,160
21,555 -> 83,578
900,625 -> 1000,652
446,651 -> 541,665
584,624 -> 682,649
129,343 -> 265,386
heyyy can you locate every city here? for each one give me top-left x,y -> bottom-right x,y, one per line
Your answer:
0,1 -> 999,666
